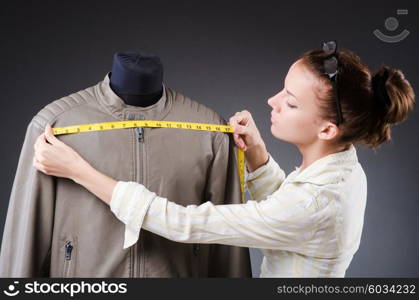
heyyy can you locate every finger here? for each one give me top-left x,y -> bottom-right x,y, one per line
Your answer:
33,156 -> 42,169
238,137 -> 247,151
232,123 -> 248,135
34,151 -> 42,164
233,133 -> 240,146
228,116 -> 234,126
233,133 -> 241,147
233,133 -> 246,150
33,155 -> 39,164
34,134 -> 46,151
229,115 -> 239,126
32,159 -> 45,173
229,116 -> 240,129
230,112 -> 245,122
238,115 -> 249,126
33,155 -> 42,169
36,136 -> 52,157
44,124 -> 60,145
32,158 -> 38,169
237,117 -> 250,129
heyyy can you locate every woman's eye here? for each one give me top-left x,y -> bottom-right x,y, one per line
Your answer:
287,102 -> 297,108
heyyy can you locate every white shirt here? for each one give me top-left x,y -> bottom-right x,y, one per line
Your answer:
110,144 -> 367,277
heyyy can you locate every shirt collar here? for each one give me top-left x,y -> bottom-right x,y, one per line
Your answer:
96,73 -> 172,121
287,144 -> 359,185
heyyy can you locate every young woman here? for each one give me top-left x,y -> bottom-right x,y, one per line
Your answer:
32,42 -> 415,277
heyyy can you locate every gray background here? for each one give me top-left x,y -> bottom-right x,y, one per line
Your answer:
0,0 -> 418,277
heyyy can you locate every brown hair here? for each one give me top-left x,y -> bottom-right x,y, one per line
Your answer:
300,49 -> 415,149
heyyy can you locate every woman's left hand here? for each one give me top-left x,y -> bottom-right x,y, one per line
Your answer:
33,124 -> 87,181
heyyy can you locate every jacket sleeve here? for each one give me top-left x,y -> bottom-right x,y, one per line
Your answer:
0,118 -> 56,277
201,133 -> 252,277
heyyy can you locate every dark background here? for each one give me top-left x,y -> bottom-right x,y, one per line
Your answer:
0,0 -> 418,277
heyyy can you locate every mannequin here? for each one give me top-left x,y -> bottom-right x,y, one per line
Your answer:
109,52 -> 164,107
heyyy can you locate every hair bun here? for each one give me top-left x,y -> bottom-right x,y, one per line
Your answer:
371,66 -> 415,125
371,66 -> 391,112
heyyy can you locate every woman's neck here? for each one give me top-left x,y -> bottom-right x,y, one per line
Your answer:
296,142 -> 350,173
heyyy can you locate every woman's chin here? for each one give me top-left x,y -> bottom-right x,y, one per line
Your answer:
270,125 -> 284,141
270,125 -> 294,143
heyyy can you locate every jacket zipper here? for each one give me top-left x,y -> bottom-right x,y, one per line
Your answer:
127,114 -> 136,277
63,241 -> 73,277
137,113 -> 145,277
65,241 -> 73,260
136,123 -> 144,142
128,113 -> 146,277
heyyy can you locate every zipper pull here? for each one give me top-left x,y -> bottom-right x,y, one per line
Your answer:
193,244 -> 200,256
65,241 -> 73,260
127,113 -> 144,143
136,127 -> 144,143
136,114 -> 145,143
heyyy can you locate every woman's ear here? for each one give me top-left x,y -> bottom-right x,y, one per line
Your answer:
318,121 -> 339,141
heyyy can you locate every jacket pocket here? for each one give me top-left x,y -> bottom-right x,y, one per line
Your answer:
193,244 -> 200,256
61,237 -> 77,277
192,243 -> 201,277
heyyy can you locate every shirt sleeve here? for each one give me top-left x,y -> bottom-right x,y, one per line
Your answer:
110,178 -> 329,254
110,181 -> 156,249
245,153 -> 286,201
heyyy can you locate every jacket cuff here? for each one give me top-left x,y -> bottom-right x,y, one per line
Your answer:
110,181 -> 156,249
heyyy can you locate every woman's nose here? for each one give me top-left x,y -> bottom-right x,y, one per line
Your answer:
267,96 -> 281,111
267,96 -> 275,108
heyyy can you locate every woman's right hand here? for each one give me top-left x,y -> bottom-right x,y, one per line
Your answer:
229,110 -> 269,172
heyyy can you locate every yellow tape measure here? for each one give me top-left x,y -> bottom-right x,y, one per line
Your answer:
52,120 -> 246,203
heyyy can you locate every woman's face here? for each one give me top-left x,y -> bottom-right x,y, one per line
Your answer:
268,59 -> 333,146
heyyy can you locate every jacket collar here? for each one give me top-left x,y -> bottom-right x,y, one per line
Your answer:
96,73 -> 173,121
287,144 -> 359,185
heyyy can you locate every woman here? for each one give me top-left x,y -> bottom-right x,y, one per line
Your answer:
32,42 -> 415,277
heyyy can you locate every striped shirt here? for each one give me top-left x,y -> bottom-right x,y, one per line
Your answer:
110,143 -> 367,277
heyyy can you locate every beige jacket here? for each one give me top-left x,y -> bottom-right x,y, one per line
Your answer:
0,74 -> 252,277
